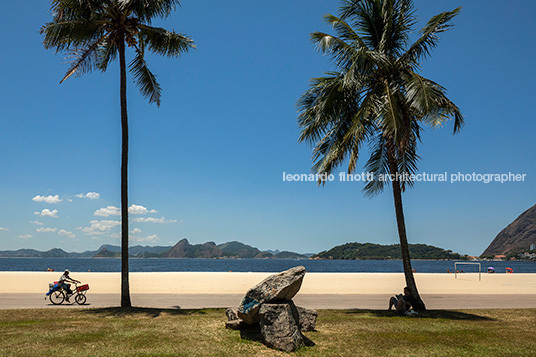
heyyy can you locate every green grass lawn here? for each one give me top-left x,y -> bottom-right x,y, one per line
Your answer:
1,308 -> 535,356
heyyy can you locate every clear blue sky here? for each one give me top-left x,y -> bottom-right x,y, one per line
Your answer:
0,0 -> 534,256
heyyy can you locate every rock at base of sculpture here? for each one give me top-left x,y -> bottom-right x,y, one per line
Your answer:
296,306 -> 318,332
237,266 -> 306,324
226,307 -> 239,321
225,319 -> 250,331
259,301 -> 304,352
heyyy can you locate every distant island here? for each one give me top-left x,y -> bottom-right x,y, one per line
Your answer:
312,242 -> 466,260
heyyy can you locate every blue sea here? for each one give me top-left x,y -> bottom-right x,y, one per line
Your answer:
0,258 -> 535,273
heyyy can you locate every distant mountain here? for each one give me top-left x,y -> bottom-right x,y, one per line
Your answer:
162,239 -> 222,258
0,240 -> 307,259
217,241 -> 271,259
94,244 -> 172,256
42,248 -> 71,258
0,248 -> 73,258
93,247 -> 121,258
0,249 -> 41,258
255,251 -> 274,259
313,242 -> 465,260
482,204 -> 536,257
161,239 -> 276,259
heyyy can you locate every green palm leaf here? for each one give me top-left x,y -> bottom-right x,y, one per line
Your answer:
399,7 -> 461,67
139,25 -> 195,57
129,46 -> 162,106
60,34 -> 107,83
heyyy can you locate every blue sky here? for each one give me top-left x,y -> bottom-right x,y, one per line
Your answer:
0,0 -> 534,256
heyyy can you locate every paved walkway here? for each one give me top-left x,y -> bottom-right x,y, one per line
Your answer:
3,293 -> 536,310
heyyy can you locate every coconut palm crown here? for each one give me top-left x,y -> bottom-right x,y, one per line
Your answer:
41,0 -> 194,104
41,0 -> 195,307
298,0 -> 463,310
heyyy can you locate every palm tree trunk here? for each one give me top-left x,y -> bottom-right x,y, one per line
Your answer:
119,37 -> 131,308
386,139 -> 426,311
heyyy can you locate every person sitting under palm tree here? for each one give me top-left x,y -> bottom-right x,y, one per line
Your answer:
388,287 -> 417,315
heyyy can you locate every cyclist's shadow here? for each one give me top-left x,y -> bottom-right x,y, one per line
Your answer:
46,302 -> 92,307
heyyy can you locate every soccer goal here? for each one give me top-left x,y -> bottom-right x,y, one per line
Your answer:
454,262 -> 481,281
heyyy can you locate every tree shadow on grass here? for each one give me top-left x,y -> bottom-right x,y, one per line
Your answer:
83,306 -> 215,318
341,309 -> 494,321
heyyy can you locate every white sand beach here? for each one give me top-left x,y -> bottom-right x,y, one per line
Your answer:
2,272 -> 536,310
3,271 -> 536,295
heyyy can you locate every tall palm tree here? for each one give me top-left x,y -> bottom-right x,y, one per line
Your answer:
298,0 -> 463,311
41,0 -> 195,307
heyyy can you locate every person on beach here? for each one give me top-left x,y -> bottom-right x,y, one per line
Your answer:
388,287 -> 417,315
58,270 -> 80,301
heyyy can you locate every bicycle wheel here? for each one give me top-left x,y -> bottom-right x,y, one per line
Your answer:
75,294 -> 86,305
49,290 -> 65,305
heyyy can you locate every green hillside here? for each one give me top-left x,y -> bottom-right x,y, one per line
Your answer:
313,242 -> 465,260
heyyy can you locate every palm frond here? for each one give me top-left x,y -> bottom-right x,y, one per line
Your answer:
376,80 -> 403,141
50,0 -> 105,21
405,72 -> 464,133
124,0 -> 181,23
97,40 -> 117,72
298,73 -> 354,145
397,121 -> 421,191
310,113 -> 358,182
41,19 -> 104,53
129,46 -> 162,106
363,133 -> 389,196
60,34 -> 107,83
388,0 -> 416,55
323,13 -> 369,50
340,0 -> 384,50
138,25 -> 195,57
297,71 -> 377,183
311,31 -> 388,77
399,7 -> 461,67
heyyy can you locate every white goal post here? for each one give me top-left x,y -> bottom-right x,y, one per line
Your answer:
454,262 -> 481,281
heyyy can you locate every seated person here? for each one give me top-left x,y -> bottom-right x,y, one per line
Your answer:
58,270 -> 80,301
388,287 -> 417,314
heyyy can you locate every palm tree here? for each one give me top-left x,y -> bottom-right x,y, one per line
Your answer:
297,0 -> 463,311
41,0 -> 195,307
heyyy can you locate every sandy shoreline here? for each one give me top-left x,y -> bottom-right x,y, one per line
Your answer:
3,272 -> 536,295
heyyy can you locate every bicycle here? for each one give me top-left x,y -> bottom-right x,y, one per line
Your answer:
47,282 -> 89,305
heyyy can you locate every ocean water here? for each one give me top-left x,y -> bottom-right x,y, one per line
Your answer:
0,258 -> 535,273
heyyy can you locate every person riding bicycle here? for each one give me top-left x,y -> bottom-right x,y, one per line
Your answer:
58,270 -> 80,301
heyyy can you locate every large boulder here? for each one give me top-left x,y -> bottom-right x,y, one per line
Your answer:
237,266 -> 306,324
296,306 -> 318,332
259,301 -> 304,352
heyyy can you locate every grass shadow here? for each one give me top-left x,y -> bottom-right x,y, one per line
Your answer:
239,324 -> 263,343
239,324 -> 316,348
341,309 -> 494,321
83,306 -> 213,318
